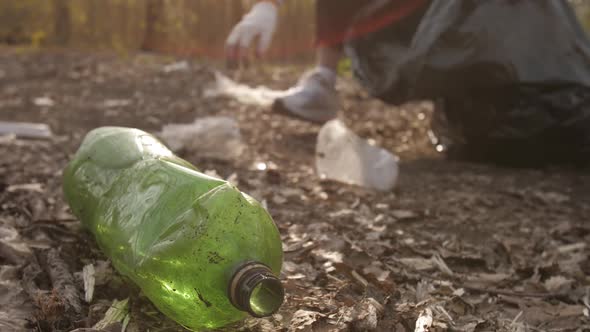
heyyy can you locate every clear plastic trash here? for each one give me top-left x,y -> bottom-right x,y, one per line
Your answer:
0,121 -> 53,139
315,119 -> 399,192
159,116 -> 245,160
203,71 -> 290,107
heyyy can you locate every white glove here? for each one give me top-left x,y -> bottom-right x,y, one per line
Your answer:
226,1 -> 278,61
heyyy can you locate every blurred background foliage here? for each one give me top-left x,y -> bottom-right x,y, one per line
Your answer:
0,0 -> 316,61
573,0 -> 590,30
0,0 -> 588,61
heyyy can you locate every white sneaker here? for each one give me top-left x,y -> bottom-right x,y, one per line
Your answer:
272,68 -> 340,123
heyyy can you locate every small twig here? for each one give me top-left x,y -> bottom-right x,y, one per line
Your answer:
511,310 -> 523,325
35,218 -> 78,223
22,222 -> 78,237
45,249 -> 82,314
326,273 -> 345,284
431,254 -> 453,277
435,305 -> 454,324
22,257 -> 44,300
351,270 -> 369,288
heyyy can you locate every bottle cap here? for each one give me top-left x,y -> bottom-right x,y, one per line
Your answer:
229,261 -> 284,317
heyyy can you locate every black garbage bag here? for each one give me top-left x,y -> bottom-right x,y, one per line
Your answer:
345,0 -> 590,166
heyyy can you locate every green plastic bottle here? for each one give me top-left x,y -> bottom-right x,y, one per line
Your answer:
63,127 -> 284,331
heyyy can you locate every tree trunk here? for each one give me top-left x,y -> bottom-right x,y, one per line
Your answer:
53,0 -> 70,45
142,0 -> 164,50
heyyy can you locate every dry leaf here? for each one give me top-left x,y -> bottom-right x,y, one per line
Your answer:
0,226 -> 32,264
93,298 -> 129,330
543,276 -> 573,292
311,248 -> 344,264
533,191 -> 570,204
103,99 -> 131,108
33,97 -> 55,107
468,273 -> 510,284
0,266 -> 35,331
272,194 -> 287,205
557,242 -> 586,254
241,318 -> 277,332
392,210 -> 418,220
93,261 -> 114,286
414,308 -> 433,332
362,262 -> 391,282
288,310 -> 325,332
399,257 -> 435,271
351,298 -> 384,331
416,280 -> 434,303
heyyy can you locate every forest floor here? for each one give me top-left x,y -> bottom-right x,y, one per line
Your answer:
0,48 -> 589,332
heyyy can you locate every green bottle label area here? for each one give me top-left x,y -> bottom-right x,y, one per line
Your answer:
63,127 -> 284,330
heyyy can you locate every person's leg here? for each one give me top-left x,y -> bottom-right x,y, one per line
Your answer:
271,52 -> 342,124
272,0 -> 357,123
312,45 -> 341,87
317,46 -> 342,70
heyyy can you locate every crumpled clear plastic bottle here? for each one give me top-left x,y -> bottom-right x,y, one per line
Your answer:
316,119 -> 399,192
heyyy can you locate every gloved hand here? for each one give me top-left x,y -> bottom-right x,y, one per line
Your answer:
225,1 -> 279,64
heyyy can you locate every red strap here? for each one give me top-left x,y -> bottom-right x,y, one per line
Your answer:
317,0 -> 428,48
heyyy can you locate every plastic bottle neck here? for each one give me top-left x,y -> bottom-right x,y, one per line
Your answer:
228,261 -> 284,317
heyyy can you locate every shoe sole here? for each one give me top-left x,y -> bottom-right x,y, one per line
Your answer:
272,99 -> 335,125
